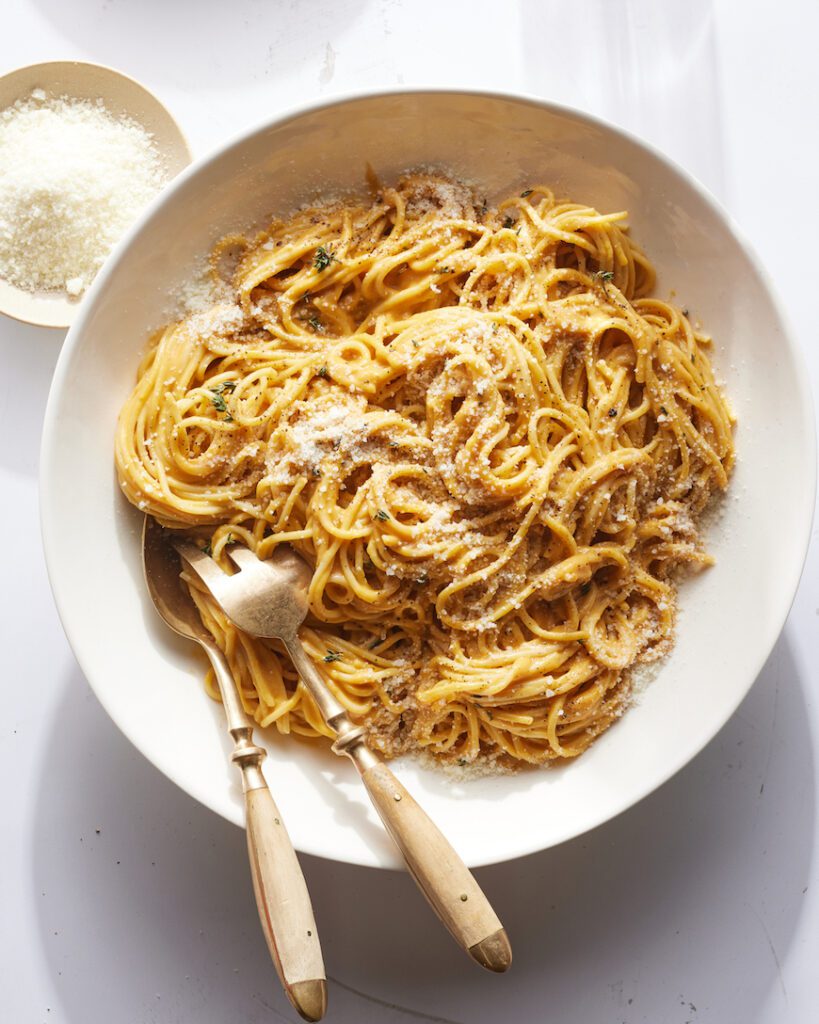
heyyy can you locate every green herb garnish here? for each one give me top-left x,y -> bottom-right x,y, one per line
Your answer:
607,408 -> 617,418
594,269 -> 615,297
388,440 -> 399,448
374,509 -> 390,522
209,383 -> 236,420
308,315 -> 324,333
313,245 -> 335,271
209,391 -> 228,413
316,365 -> 329,379
502,214 -> 516,229
323,651 -> 342,663
368,638 -> 383,651
520,189 -> 533,198
202,541 -> 212,557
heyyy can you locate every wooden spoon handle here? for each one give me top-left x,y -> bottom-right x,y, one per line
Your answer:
205,642 -> 326,1021
354,756 -> 512,973
244,784 -> 327,1022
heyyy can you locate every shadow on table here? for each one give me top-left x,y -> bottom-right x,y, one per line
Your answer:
30,631 -> 814,1023
32,0 -> 368,90
0,320 -> 64,479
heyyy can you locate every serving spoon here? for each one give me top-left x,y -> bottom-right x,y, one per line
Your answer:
141,517 -> 327,1022
173,536 -> 512,974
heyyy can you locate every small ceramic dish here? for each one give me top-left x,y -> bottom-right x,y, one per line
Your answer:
0,61 -> 191,329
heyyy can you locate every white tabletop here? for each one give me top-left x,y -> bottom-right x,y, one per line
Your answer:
3,2 -> 818,1021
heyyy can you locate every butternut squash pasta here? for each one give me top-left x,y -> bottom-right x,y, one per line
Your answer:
115,173 -> 735,770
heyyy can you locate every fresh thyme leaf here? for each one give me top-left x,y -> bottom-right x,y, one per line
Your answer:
457,757 -> 468,766
323,650 -> 342,663
313,245 -> 335,271
226,533 -> 236,544
594,270 -> 615,282
502,214 -> 516,229
209,391 -> 228,412
210,381 -> 236,394
308,315 -> 324,332
374,509 -> 390,522
224,413 -> 234,422
388,440 -> 399,448
436,266 -> 454,274
202,541 -> 212,557
608,408 -> 617,418
316,365 -> 329,378
520,189 -> 533,198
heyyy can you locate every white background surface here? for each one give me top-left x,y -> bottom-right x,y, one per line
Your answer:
2,1 -> 818,1021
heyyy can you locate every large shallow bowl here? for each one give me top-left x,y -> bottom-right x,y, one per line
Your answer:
41,90 -> 816,868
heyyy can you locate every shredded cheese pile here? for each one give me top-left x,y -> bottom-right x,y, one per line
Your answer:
0,89 -> 167,297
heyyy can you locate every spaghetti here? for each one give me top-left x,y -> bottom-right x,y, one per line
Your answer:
116,173 -> 735,769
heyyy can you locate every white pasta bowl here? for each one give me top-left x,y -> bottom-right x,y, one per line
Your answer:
41,90 -> 815,868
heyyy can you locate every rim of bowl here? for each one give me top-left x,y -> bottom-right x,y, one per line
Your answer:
0,59 -> 192,330
39,86 -> 817,867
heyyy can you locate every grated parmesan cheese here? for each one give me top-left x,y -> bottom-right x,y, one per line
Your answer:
0,90 -> 168,296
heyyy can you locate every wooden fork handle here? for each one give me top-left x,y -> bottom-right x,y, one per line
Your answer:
283,636 -> 510,971
352,753 -> 512,973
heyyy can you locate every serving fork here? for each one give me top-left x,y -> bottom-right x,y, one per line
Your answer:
173,536 -> 512,974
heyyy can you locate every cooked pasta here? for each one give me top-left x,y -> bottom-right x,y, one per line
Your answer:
115,172 -> 735,769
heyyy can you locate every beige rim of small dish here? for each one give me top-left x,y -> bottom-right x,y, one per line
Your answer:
0,61 -> 191,330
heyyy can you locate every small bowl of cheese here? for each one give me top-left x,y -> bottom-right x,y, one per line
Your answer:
0,61 -> 191,329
